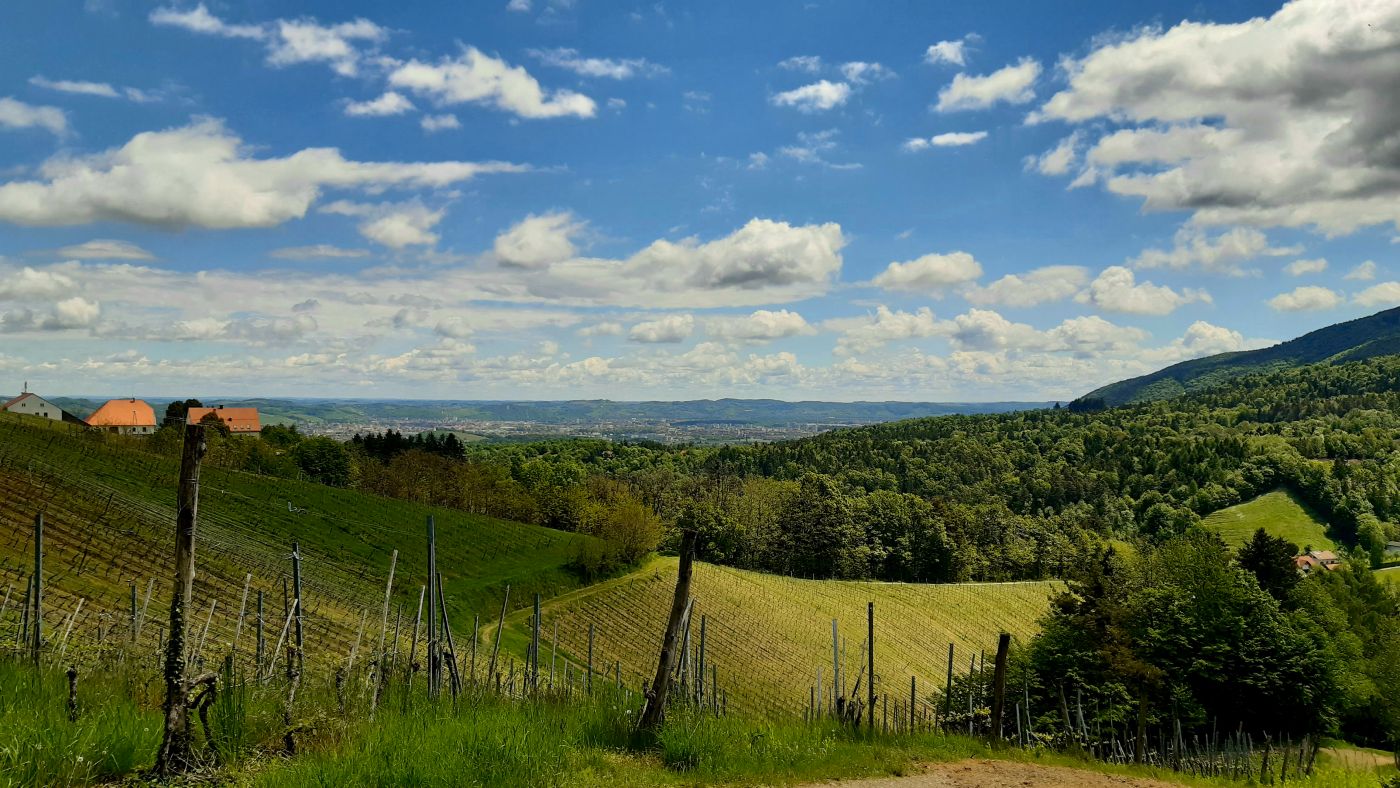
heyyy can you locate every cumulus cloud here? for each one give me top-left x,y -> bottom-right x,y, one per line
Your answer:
770,80 -> 851,112
629,314 -> 693,343
839,62 -> 894,84
924,38 -> 969,66
1354,282 -> 1400,308
778,55 -> 823,73
420,114 -> 460,132
54,239 -> 155,260
0,118 -> 524,229
1285,258 -> 1328,276
1032,0 -> 1400,235
1077,266 -> 1209,315
871,251 -> 982,294
707,309 -> 815,342
528,48 -> 668,79
323,201 -> 444,248
1128,226 -> 1301,275
1025,133 -> 1081,176
269,244 -> 371,260
1345,260 -> 1378,281
1268,285 -> 1341,312
494,211 -> 583,268
936,58 -> 1040,111
0,266 -> 78,300
344,92 -> 415,117
0,97 -> 67,136
903,131 -> 987,151
829,306 -> 940,354
151,5 -> 385,77
576,321 -> 624,337
388,47 -> 597,119
963,265 -> 1089,307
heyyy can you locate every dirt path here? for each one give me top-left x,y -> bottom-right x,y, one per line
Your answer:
806,759 -> 1186,788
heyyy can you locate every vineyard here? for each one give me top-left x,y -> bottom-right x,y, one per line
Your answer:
492,556 -> 1058,717
1201,489 -> 1336,551
0,412 -> 595,679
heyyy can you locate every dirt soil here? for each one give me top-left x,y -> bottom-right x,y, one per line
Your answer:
807,759 -> 1186,788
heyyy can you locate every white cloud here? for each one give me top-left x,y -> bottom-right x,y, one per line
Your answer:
707,309 -> 815,342
629,314 -> 693,343
1345,260 -> 1378,281
151,5 -> 385,77
506,0 -> 531,11
420,114 -> 461,132
771,80 -> 851,113
1354,282 -> 1400,308
963,265 -> 1089,307
778,55 -> 823,73
269,244 -> 371,260
924,39 -> 968,67
872,251 -> 982,294
903,131 -> 987,151
0,118 -> 524,229
1285,258 -> 1328,276
839,62 -> 894,84
494,211 -> 583,268
775,129 -> 860,169
1025,133 -> 1080,176
1128,226 -> 1301,275
149,4 -> 264,39
1033,0 -> 1400,235
829,306 -> 940,354
52,296 -> 101,328
576,321 -> 623,337
388,47 -> 597,119
331,202 -> 445,248
936,58 -> 1040,112
0,266 -> 78,300
344,92 -> 415,117
1268,285 -> 1341,312
1077,266 -> 1209,315
29,76 -> 119,99
528,48 -> 668,79
0,97 -> 67,136
54,239 -> 155,260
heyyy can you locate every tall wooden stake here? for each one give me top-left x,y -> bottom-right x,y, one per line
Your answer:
375,550 -> 398,687
155,423 -> 206,776
291,543 -> 304,676
256,590 -> 265,673
531,593 -> 541,692
487,585 -> 510,688
866,602 -> 875,732
32,512 -> 43,666
587,622 -> 595,694
943,643 -> 954,727
990,632 -> 1011,744
426,516 -> 438,698
639,530 -> 696,731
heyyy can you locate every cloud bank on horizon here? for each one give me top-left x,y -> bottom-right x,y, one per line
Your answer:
0,0 -> 1397,401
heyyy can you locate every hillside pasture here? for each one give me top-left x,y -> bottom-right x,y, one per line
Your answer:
494,556 -> 1056,717
1202,489 -> 1336,551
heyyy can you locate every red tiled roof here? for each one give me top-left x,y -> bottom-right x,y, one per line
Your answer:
187,406 -> 261,433
87,398 -> 157,427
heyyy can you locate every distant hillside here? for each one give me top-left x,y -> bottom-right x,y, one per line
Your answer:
1077,306 -> 1400,407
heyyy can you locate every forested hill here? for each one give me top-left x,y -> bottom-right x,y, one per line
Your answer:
461,355 -> 1400,582
1076,306 -> 1400,407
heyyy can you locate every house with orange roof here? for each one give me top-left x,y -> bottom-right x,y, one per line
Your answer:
187,405 -> 261,434
87,398 -> 157,435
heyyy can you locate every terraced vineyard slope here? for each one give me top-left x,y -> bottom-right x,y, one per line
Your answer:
495,556 -> 1057,717
0,413 -> 594,673
1201,489 -> 1335,550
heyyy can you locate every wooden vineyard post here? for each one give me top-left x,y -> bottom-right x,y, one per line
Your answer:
291,543 -> 305,676
639,529 -> 696,732
256,590 -> 265,674
910,675 -> 916,733
550,618 -> 558,689
232,573 -> 252,657
427,517 -> 438,698
697,614 -> 706,705
375,550 -> 397,693
487,585 -> 510,691
989,632 -> 1011,745
437,573 -> 460,700
831,620 -> 839,712
155,423 -> 206,776
32,512 -> 42,666
587,622 -> 595,694
943,643 -> 954,730
866,602 -> 875,732
130,582 -> 139,645
531,593 -> 541,693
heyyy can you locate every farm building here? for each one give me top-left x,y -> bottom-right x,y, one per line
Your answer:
86,398 -> 157,435
1296,549 -> 1344,576
187,405 -> 261,434
1,389 -> 84,424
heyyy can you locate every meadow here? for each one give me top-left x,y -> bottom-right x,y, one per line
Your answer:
1201,489 -> 1336,551
492,556 -> 1057,717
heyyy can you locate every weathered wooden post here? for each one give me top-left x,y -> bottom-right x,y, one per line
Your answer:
487,585 -> 509,690
989,632 -> 1010,744
639,530 -> 696,731
375,550 -> 397,691
255,590 -> 265,674
129,582 -> 139,645
910,675 -> 917,733
291,543 -> 305,676
426,516 -> 438,698
531,593 -> 541,693
232,573 -> 251,656
32,512 -> 43,666
587,622 -> 595,694
155,423 -> 206,776
943,643 -> 954,730
867,602 -> 875,732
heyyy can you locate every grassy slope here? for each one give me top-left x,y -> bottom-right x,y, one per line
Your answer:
490,556 -> 1057,717
1201,489 -> 1336,551
0,412 -> 593,670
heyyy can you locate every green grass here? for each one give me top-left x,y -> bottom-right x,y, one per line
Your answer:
0,412 -> 596,679
490,557 -> 1057,717
1202,489 -> 1336,551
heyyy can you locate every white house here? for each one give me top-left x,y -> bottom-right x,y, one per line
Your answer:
1,389 -> 82,424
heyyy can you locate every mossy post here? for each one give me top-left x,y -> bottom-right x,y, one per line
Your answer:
155,423 -> 206,776
989,632 -> 1011,745
32,512 -> 42,667
640,529 -> 696,732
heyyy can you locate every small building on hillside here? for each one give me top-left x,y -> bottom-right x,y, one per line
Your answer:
87,398 -> 157,435
187,406 -> 261,434
1,389 -> 84,424
1296,549 -> 1343,576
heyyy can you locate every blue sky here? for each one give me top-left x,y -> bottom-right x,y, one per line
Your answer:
1,0 -> 1398,400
